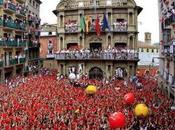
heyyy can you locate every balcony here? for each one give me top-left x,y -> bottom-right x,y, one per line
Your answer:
28,41 -> 40,48
65,0 -> 127,10
16,7 -> 26,17
9,59 -> 18,66
164,15 -> 175,27
19,57 -> 25,64
0,18 -> 2,26
55,51 -> 139,61
60,23 -> 127,34
3,20 -> 26,31
0,61 -> 3,68
4,2 -> 16,13
0,0 -> 3,6
0,40 -> 27,47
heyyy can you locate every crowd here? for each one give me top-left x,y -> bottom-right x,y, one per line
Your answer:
0,69 -> 174,129
55,48 -> 139,60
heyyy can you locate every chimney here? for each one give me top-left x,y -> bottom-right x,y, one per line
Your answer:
145,32 -> 151,44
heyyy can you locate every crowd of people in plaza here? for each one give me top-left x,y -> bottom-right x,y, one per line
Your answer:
0,68 -> 174,129
55,48 -> 138,60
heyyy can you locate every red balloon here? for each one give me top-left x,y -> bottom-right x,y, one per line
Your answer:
124,93 -> 135,104
109,112 -> 126,128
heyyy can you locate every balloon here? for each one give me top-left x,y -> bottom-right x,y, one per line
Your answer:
109,112 -> 126,128
85,85 -> 97,94
134,103 -> 149,117
124,93 -> 135,104
69,73 -> 76,80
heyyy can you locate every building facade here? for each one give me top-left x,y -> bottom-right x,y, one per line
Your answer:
25,0 -> 42,68
40,23 -> 57,59
138,32 -> 159,66
0,0 -> 41,82
0,0 -> 27,82
158,0 -> 175,98
51,0 -> 142,79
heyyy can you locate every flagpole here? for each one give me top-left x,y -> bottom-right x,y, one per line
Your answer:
93,0 -> 97,15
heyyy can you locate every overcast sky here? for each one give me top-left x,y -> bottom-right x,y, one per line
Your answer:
40,0 -> 159,43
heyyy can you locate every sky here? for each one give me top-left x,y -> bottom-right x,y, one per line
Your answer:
40,0 -> 159,43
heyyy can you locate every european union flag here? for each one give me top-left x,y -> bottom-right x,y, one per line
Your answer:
102,13 -> 110,31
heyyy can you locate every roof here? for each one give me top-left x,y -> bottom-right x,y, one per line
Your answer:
137,41 -> 159,49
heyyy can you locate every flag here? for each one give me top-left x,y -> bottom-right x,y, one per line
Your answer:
102,13 -> 110,31
95,15 -> 101,36
85,15 -> 91,33
80,15 -> 85,32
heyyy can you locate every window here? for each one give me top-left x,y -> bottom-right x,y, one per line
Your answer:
141,48 -> 143,52
147,48 -> 149,52
33,1 -> 35,7
129,12 -> 133,25
157,49 -> 158,53
108,65 -> 111,71
36,4 -> 38,9
29,0 -> 32,4
152,49 -> 154,53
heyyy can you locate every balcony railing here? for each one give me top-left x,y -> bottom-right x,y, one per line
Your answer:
3,20 -> 26,30
55,51 -> 139,60
19,57 -> 25,64
0,0 -> 3,5
4,2 -> 16,12
0,19 -> 2,26
16,8 -> 26,16
9,59 -> 18,66
62,24 -> 127,33
0,40 -> 27,47
67,0 -> 127,9
0,61 -> 3,68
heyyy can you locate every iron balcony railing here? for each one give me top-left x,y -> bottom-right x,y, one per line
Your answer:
4,2 -> 16,12
0,61 -> 3,68
0,40 -> 27,47
63,24 -> 128,33
55,52 -> 139,60
3,20 -> 26,30
0,0 -> 3,5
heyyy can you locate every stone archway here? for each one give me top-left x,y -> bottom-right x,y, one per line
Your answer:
89,67 -> 103,80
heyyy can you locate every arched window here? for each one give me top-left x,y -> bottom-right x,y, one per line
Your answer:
60,15 -> 63,27
60,37 -> 63,49
108,35 -> 111,45
129,12 -> 133,25
130,36 -> 133,49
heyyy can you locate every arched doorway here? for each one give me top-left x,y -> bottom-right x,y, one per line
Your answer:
89,67 -> 103,80
115,67 -> 127,79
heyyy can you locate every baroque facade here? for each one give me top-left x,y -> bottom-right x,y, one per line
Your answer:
51,0 -> 142,79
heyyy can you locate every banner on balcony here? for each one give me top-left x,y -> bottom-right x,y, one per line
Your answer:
95,15 -> 101,36
102,13 -> 110,31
